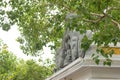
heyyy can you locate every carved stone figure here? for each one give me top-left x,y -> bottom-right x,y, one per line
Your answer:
85,30 -> 93,40
55,29 -> 94,70
64,49 -> 72,66
55,48 -> 65,70
63,33 -> 72,66
70,34 -> 79,61
78,34 -> 84,57
63,40 -> 72,66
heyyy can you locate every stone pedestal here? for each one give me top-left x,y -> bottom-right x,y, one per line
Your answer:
46,55 -> 120,80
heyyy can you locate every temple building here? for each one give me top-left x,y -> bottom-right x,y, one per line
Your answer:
46,30 -> 120,80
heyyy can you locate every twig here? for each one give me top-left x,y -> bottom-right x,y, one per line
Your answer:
83,15 -> 105,23
112,19 -> 120,29
90,12 -> 104,17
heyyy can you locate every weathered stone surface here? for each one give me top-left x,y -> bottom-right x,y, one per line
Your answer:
55,29 -> 94,70
55,48 -> 65,69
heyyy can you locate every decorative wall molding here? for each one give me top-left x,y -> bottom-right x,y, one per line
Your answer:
46,55 -> 120,80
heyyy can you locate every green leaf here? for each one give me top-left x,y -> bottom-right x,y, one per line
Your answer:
91,53 -> 95,58
92,55 -> 99,60
2,24 -> 10,31
103,59 -> 112,66
106,61 -> 111,66
81,36 -> 92,51
109,50 -> 114,57
95,59 -> 100,65
103,61 -> 106,65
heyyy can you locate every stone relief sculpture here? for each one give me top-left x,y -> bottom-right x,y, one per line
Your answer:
62,30 -> 72,67
55,29 -> 93,71
54,13 -> 94,71
55,48 -> 65,70
70,31 -> 79,61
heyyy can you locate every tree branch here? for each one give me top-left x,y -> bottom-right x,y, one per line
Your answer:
90,12 -> 104,17
111,19 -> 120,29
83,14 -> 105,23
83,7 -> 120,29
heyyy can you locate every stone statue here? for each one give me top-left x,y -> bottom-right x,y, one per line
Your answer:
55,29 -> 94,71
63,39 -> 72,66
64,49 -> 72,66
62,32 -> 72,66
55,48 -> 65,70
70,31 -> 80,61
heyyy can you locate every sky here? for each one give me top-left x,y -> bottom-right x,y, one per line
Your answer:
0,2 -> 54,61
0,25 -> 54,61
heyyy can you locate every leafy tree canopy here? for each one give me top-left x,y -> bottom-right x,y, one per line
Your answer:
0,39 -> 17,80
0,39 -> 54,80
0,0 -> 120,58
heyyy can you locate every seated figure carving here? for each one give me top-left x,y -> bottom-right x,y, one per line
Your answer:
55,29 -> 93,71
55,48 -> 65,70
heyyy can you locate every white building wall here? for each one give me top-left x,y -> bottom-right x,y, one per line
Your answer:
46,56 -> 120,80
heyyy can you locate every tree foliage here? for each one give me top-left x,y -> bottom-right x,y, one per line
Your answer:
13,59 -> 54,80
0,40 -> 53,80
0,40 -> 17,80
0,1 -> 120,62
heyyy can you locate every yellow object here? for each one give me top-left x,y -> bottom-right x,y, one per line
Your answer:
102,47 -> 120,54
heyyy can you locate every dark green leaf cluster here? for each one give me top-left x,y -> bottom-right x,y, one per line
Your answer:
92,48 -> 114,66
81,35 -> 92,51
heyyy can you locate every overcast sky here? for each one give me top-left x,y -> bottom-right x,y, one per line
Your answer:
0,25 -> 54,61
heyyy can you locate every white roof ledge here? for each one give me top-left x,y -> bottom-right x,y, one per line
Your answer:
46,55 -> 120,80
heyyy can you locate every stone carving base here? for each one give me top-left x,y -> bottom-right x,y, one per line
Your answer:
46,55 -> 120,80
